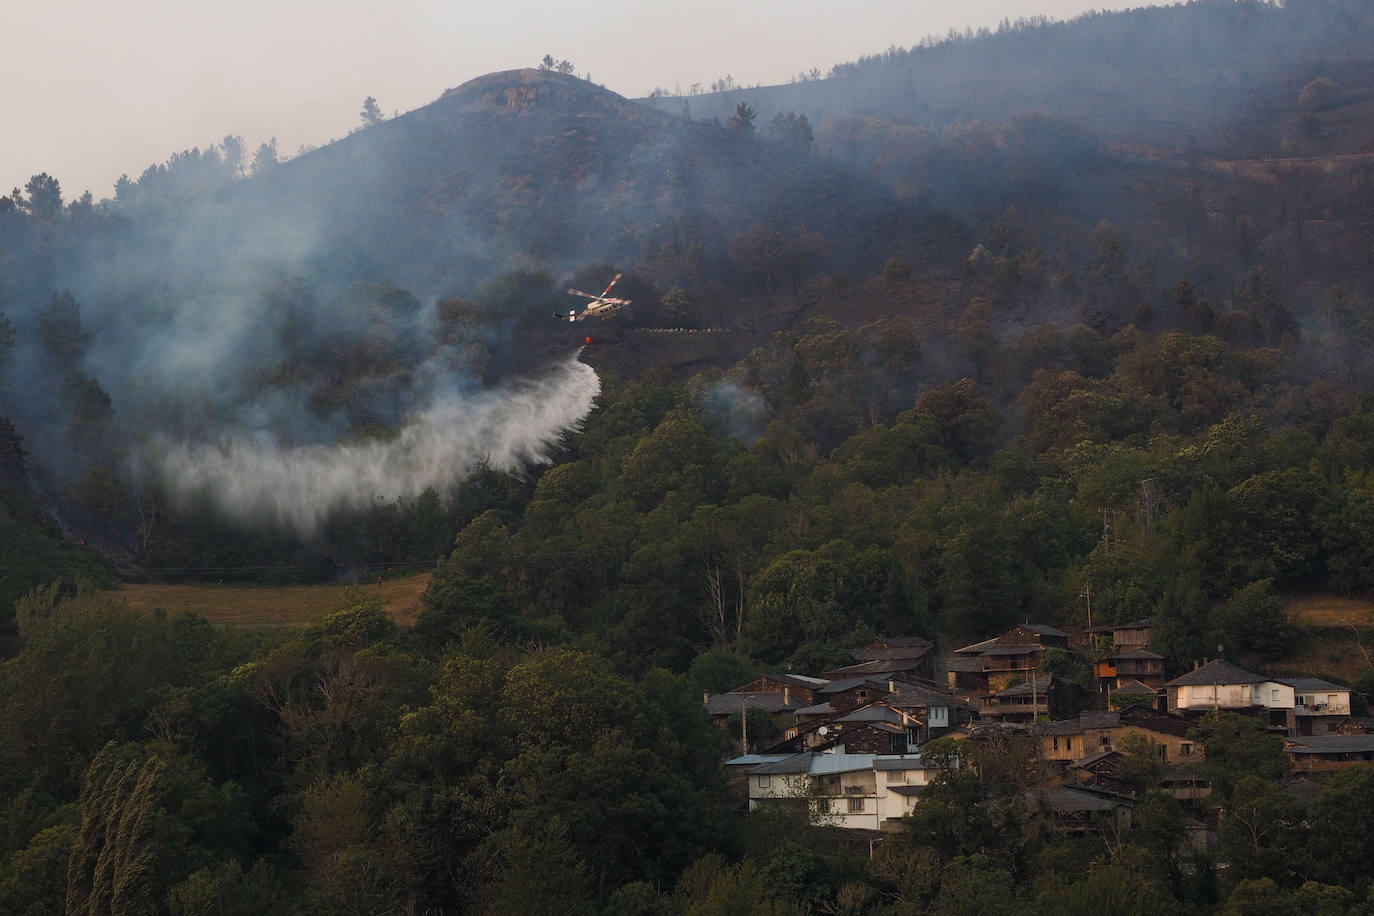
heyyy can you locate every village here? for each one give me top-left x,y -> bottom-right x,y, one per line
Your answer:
712,624 -> 1369,835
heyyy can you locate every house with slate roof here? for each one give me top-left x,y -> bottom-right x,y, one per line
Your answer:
1285,734 -> 1374,772
818,677 -> 896,716
705,674 -> 829,748
947,623 -> 1073,697
884,681 -> 967,743
1107,648 -> 1167,689
1165,659 -> 1296,731
1086,618 -> 1153,652
1037,706 -> 1202,765
704,690 -> 809,724
768,677 -> 966,754
1286,677 -> 1353,736
1020,785 -> 1135,833
979,674 -> 1083,722
740,751 -> 948,829
823,636 -> 936,682
1108,679 -> 1161,711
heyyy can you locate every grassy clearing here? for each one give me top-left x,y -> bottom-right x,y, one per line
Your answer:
1279,593 -> 1374,683
116,573 -> 432,628
1285,594 -> 1374,629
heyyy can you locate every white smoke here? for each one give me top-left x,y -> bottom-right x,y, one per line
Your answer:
145,355 -> 600,536
697,378 -> 767,443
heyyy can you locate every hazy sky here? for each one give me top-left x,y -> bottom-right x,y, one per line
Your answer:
7,0 -> 1167,200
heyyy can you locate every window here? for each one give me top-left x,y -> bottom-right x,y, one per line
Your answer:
758,774 -> 770,788
1180,742 -> 1193,757
1065,737 -> 1073,752
1271,688 -> 1279,703
848,797 -> 865,813
1052,737 -> 1060,751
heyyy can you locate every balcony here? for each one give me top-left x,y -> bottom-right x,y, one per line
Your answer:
1297,703 -> 1350,716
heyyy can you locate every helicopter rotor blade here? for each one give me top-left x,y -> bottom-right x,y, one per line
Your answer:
599,273 -> 623,297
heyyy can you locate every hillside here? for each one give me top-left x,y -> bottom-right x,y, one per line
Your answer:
666,0 -> 1374,155
4,0 -> 1374,584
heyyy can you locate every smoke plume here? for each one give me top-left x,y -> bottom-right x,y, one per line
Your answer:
143,355 -> 599,537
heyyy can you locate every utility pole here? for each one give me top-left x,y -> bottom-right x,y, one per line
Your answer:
741,696 -> 748,752
1141,477 -> 1160,529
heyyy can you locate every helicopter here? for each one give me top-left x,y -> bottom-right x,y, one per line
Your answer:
555,272 -> 631,322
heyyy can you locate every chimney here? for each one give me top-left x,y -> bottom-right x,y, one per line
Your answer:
703,691 -> 710,706
784,686 -> 790,705
889,680 -> 896,693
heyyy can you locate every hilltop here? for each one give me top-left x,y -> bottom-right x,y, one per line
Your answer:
220,67 -> 935,292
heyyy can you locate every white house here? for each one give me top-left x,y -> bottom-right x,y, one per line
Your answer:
1285,677 -> 1353,735
738,752 -> 948,830
1165,659 -> 1295,731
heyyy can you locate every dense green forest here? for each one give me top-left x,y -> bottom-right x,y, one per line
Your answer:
8,0 -> 1374,912
9,324 -> 1374,909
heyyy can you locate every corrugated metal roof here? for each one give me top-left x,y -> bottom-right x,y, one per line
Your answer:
808,753 -> 881,775
872,754 -> 940,770
725,754 -> 790,766
749,753 -> 815,775
752,752 -> 939,777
